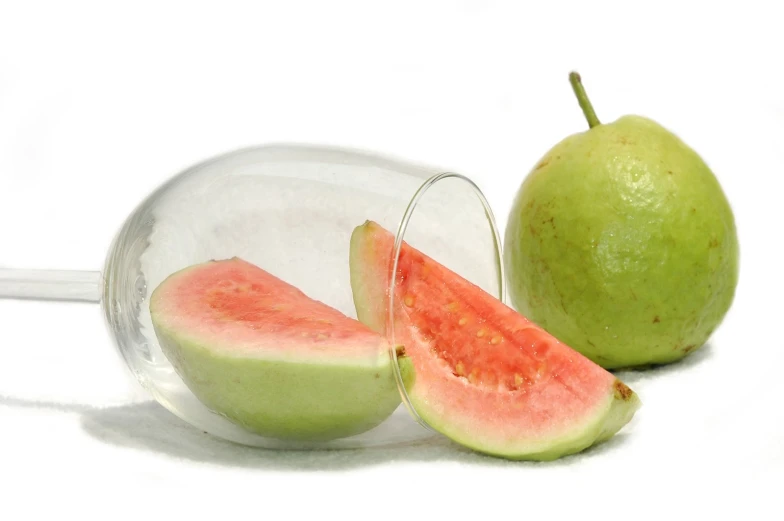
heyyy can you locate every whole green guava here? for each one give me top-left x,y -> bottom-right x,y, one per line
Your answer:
503,72 -> 739,369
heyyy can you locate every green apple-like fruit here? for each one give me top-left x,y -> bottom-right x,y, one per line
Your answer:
503,72 -> 739,369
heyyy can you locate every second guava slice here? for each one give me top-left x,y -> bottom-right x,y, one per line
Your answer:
149,257 -> 405,442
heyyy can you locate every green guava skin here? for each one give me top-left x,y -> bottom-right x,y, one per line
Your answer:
504,115 -> 739,369
150,313 -> 411,443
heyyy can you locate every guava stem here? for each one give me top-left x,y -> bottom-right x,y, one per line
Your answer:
569,71 -> 601,128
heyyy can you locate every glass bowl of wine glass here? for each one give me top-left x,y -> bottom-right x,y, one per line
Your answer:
1,143 -> 504,450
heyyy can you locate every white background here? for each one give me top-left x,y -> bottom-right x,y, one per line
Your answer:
1,1 -> 782,519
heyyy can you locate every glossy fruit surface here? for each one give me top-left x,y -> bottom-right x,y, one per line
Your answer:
504,73 -> 739,368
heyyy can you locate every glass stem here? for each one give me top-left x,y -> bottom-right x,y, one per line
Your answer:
0,269 -> 102,303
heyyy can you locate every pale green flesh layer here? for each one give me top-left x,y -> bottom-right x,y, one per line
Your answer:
152,320 -> 404,442
411,384 -> 640,461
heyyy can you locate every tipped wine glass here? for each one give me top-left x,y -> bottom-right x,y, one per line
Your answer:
0,143 -> 504,450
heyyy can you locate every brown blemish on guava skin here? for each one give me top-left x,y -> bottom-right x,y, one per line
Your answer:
396,346 -> 406,357
535,158 -> 550,170
653,316 -> 661,323
667,170 -> 673,175
683,344 -> 697,354
529,224 -> 537,236
708,238 -> 719,248
613,380 -> 634,401
374,373 -> 380,379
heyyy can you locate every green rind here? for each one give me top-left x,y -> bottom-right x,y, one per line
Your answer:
504,115 -> 739,369
349,224 -> 388,335
151,318 -> 405,441
413,382 -> 640,461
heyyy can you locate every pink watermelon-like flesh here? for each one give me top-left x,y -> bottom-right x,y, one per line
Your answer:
349,221 -> 641,460
149,257 -> 404,441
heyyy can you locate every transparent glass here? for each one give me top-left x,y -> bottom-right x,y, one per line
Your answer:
0,143 -> 504,450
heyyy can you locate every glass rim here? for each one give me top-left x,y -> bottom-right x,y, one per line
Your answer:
385,171 -> 506,431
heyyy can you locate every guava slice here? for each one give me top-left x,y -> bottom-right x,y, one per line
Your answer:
349,220 -> 641,460
149,257 -> 403,441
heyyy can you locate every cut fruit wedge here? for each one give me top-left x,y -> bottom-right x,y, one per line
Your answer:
149,257 -> 403,441
349,220 -> 641,460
